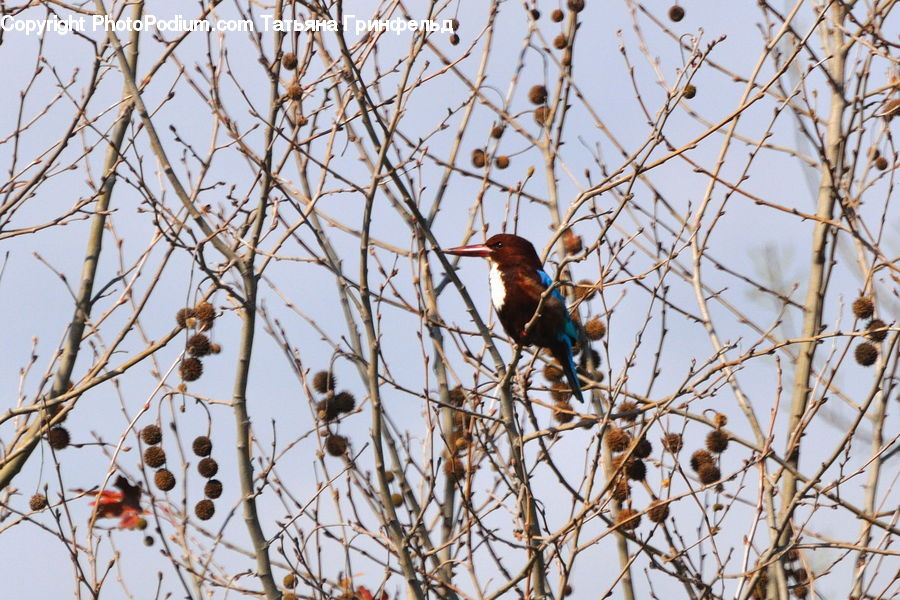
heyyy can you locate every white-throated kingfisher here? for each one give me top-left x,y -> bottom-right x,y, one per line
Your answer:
445,233 -> 585,403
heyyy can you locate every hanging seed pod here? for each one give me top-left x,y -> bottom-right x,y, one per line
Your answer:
647,500 -> 669,523
668,5 -> 685,21
176,308 -> 196,328
698,463 -> 721,484
552,402 -> 575,424
662,432 -> 683,454
333,391 -> 356,413
585,317 -> 606,340
706,430 -> 729,453
155,469 -> 176,491
616,508 -> 641,530
204,479 -> 223,499
281,52 -> 298,70
179,358 -> 203,382
626,459 -> 646,481
605,428 -> 631,453
198,457 -> 219,478
611,478 -> 630,502
866,319 -> 888,342
633,437 -> 652,459
47,427 -> 70,450
187,334 -> 212,357
195,499 -> 215,520
855,342 -> 878,366
312,370 -> 336,394
852,297 -> 874,319
141,425 -> 162,445
143,446 -> 166,468
325,434 -> 348,456
690,449 -> 714,472
528,85 -> 548,105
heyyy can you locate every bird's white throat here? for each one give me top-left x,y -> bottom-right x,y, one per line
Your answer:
489,262 -> 506,310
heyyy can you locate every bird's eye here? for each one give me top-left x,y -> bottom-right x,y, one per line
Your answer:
494,242 -> 503,248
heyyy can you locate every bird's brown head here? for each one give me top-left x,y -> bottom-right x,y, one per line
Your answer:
444,234 -> 542,271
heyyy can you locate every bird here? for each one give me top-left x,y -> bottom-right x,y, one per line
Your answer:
444,233 -> 586,402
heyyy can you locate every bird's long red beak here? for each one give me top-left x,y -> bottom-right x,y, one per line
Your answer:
444,244 -> 492,258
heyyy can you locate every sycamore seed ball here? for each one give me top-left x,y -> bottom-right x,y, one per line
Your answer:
187,334 -> 212,357
143,446 -> 166,468
616,508 -> 641,530
633,437 -> 652,459
198,457 -> 219,478
606,427 -> 631,453
698,463 -> 721,485
690,449 -> 714,472
585,317 -> 606,340
866,319 -> 888,342
141,424 -> 162,445
155,469 -> 176,491
192,435 -> 212,457
179,357 -> 203,382
528,85 -> 548,105
852,297 -> 874,319
552,401 -> 575,424
855,342 -> 878,366
662,432 -> 683,454
325,434 -> 348,456
47,426 -> 70,450
647,500 -> 669,523
29,494 -> 47,511
312,370 -> 336,394
706,430 -> 729,453
195,499 -> 215,520
282,52 -> 298,70
204,479 -> 223,499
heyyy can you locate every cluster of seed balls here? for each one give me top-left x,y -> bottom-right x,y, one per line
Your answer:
664,4 -> 698,99
140,424 -> 222,521
545,1 -> 585,56
279,50 -> 310,127
175,302 -> 221,382
280,573 -> 300,600
751,549 -> 810,599
851,297 -> 889,367
685,412 -> 729,487
442,386 -> 476,484
605,409 -> 730,531
311,370 -> 356,458
603,403 -> 667,530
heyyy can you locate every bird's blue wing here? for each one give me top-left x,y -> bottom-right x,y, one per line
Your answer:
537,269 -> 579,344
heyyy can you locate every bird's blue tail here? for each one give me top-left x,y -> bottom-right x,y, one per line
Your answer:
554,338 -> 584,403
